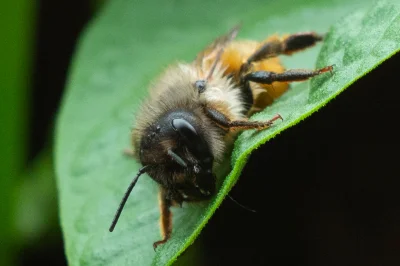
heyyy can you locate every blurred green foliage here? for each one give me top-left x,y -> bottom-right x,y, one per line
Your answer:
0,0 -> 36,264
0,1 -> 106,265
13,149 -> 59,245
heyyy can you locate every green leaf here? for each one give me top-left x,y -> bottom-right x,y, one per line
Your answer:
55,0 -> 400,265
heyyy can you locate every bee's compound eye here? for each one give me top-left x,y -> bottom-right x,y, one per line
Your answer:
194,80 -> 206,93
172,118 -> 198,141
171,117 -> 213,165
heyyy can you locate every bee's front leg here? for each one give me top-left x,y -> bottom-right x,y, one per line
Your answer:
204,106 -> 282,131
153,187 -> 173,250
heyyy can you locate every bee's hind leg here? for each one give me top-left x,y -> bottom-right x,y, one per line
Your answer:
240,32 -> 324,73
243,65 -> 334,85
253,32 -> 323,59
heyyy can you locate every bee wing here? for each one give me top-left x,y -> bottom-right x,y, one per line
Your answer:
194,24 -> 241,70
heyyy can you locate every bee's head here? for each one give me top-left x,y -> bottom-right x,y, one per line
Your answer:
139,109 -> 216,201
110,109 -> 217,233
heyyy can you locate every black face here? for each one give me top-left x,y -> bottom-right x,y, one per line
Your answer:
139,109 -> 216,203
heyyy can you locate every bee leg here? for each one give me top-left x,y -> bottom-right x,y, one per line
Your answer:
123,148 -> 135,157
205,107 -> 282,131
243,65 -> 334,85
241,32 -> 324,73
253,32 -> 323,60
153,188 -> 173,250
281,32 -> 324,55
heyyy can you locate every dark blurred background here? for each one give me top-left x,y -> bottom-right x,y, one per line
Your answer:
1,0 -> 399,266
0,1 -> 104,265
203,53 -> 400,266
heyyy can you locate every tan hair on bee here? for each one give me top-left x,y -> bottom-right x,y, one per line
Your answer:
109,25 -> 333,249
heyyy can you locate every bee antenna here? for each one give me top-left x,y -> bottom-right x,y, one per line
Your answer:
109,165 -> 152,232
227,194 -> 257,213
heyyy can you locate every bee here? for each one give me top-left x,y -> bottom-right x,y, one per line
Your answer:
109,25 -> 332,249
